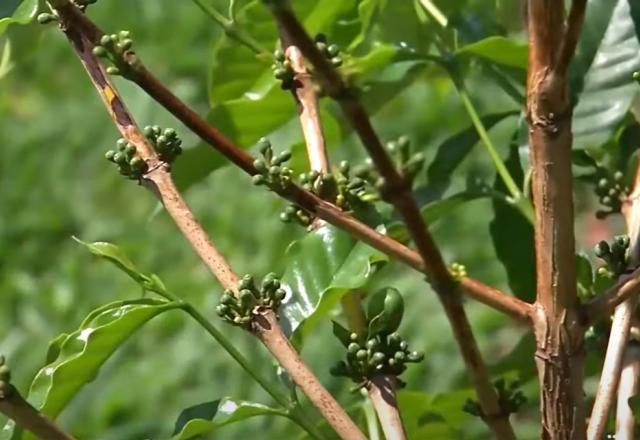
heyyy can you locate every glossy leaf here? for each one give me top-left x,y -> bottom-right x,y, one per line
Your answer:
1,299 -> 179,440
572,0 -> 640,149
170,398 -> 284,440
73,238 -> 148,284
366,287 -> 404,336
489,140 -> 535,301
426,111 -> 518,197
0,0 -> 38,35
280,224 -> 388,348
456,36 -> 527,69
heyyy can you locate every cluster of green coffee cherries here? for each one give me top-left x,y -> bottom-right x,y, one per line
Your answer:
594,235 -> 630,277
463,378 -> 526,419
330,331 -> 424,389
314,33 -> 343,68
448,262 -> 467,281
0,355 -> 11,399
280,160 -> 379,226
216,273 -> 287,330
594,171 -> 628,219
105,139 -> 148,180
331,288 -> 424,388
143,125 -> 183,165
251,138 -> 294,191
92,31 -> 135,76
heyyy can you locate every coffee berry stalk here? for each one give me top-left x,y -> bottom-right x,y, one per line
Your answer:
91,31 -> 138,77
216,273 -> 287,330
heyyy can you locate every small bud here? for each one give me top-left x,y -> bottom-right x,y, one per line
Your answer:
330,56 -> 343,67
614,171 -> 624,182
356,349 -> 368,361
105,150 -> 116,161
339,161 -> 350,174
371,352 -> 386,365
253,159 -> 267,173
257,137 -> 271,155
100,35 -> 112,46
269,165 -> 281,176
594,241 -> 610,258
120,39 -> 133,50
274,151 -> 292,165
37,13 -> 56,25
327,44 -> 340,57
274,67 -> 288,80
347,342 -> 360,354
274,49 -> 285,62
106,66 -> 120,75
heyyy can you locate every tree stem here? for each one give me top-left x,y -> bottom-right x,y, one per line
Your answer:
367,375 -> 408,440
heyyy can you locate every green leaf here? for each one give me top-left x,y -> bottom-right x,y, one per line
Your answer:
0,0 -> 38,35
169,398 -> 284,440
489,140 -> 535,301
280,224 -> 388,348
388,191 -> 490,243
397,390 -> 474,440
366,287 -> 404,336
426,111 -> 518,197
331,320 -> 352,347
572,0 -> 640,149
456,36 -> 527,69
74,238 -> 149,285
348,0 -> 388,50
576,253 -> 594,299
629,395 -> 640,418
2,299 -> 179,440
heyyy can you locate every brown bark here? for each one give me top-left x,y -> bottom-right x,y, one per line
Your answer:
367,375 -> 407,440
526,1 -> 587,438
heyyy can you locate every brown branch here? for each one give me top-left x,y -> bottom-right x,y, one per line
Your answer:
583,267 -> 640,321
615,343 -> 640,439
50,14 -> 366,440
47,0 -> 533,324
0,386 -> 76,440
557,0 -> 587,75
526,1 -> 585,438
266,4 -> 517,440
366,375 -> 407,440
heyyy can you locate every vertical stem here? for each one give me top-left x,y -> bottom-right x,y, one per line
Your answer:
367,375 -> 408,440
615,344 -> 640,439
526,1 -> 587,438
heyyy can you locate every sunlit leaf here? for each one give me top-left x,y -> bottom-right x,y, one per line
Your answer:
280,224 -> 388,348
73,238 -> 148,284
2,300 -> 180,440
169,398 -> 284,440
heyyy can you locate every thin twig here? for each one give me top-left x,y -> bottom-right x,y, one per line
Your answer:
587,136 -> 640,439
50,14 -> 365,440
0,386 -> 76,440
47,0 -> 533,323
615,343 -> 640,439
366,375 -> 407,440
587,298 -> 638,439
265,3 -> 516,439
557,0 -> 587,75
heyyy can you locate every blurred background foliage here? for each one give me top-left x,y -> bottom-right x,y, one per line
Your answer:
0,0 -> 639,439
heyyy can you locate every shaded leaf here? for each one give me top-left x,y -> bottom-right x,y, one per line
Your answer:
426,111 -> 518,197
169,398 -> 284,440
366,287 -> 404,336
576,252 -> 594,299
331,320 -> 352,347
456,36 -> 527,69
280,224 -> 388,348
572,0 -> 640,149
0,0 -> 38,35
489,140 -> 535,301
